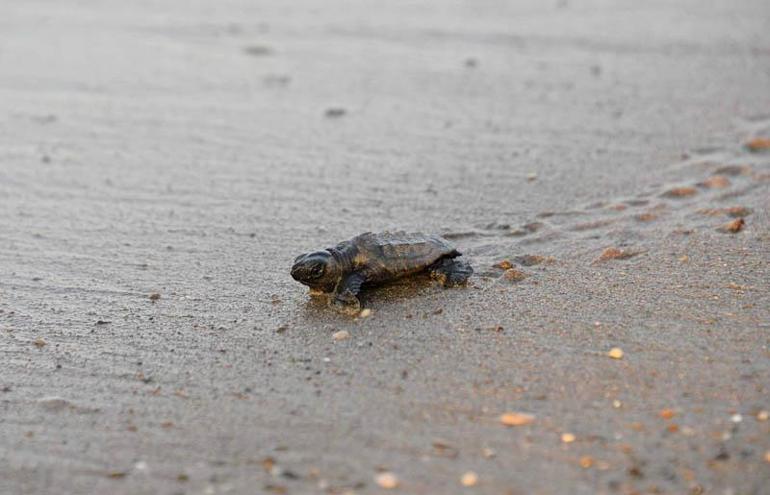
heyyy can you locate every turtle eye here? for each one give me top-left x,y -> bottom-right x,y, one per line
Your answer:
311,264 -> 325,278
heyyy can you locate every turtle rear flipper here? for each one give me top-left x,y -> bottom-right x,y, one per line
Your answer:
429,258 -> 473,287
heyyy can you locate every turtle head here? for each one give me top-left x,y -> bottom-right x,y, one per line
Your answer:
291,250 -> 340,291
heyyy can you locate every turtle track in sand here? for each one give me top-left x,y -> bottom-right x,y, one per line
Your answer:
447,118 -> 770,281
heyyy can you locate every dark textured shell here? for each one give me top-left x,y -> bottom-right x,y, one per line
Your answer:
352,231 -> 458,281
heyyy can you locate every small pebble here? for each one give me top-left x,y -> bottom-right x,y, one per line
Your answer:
757,410 -> 768,421
597,247 -> 637,262
635,213 -> 658,222
612,400 -> 622,409
33,338 -> 47,348
698,175 -> 730,189
730,414 -> 742,423
725,206 -> 752,218
745,137 -> 770,152
501,268 -> 527,282
332,330 -> 350,341
375,472 -> 399,489
359,308 -> 372,318
662,186 -> 697,198
432,441 -> 458,459
494,259 -> 513,270
607,347 -> 624,360
460,471 -> 478,487
765,451 -> 770,463
500,412 -> 535,426
481,447 -> 496,458
660,409 -> 676,420
261,457 -> 275,472
514,254 -> 550,266
579,456 -> 594,468
561,433 -> 576,443
526,172 -> 538,182
149,293 -> 161,301
718,218 -> 745,233
715,164 -> 752,176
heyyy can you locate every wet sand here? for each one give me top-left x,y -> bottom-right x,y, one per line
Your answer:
1,1 -> 769,494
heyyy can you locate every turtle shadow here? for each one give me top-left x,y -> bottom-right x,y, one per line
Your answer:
299,273 -> 445,317
360,274 -> 443,307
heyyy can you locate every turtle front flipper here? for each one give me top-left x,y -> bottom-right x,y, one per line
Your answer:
330,272 -> 366,314
429,257 -> 473,287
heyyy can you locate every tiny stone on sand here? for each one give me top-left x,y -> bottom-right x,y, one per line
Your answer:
635,212 -> 658,222
332,330 -> 350,341
608,347 -> 624,360
561,433 -> 576,443
500,412 -> 535,426
698,175 -> 730,189
494,259 -> 513,270
660,409 -> 676,420
597,248 -> 637,262
359,308 -> 372,318
725,206 -> 751,217
745,137 -> 770,152
662,186 -> 697,198
501,268 -> 527,282
718,218 -> 745,233
375,472 -> 399,489
460,471 -> 479,487
514,254 -> 550,266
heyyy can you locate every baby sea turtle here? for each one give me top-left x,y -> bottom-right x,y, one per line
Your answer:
291,231 -> 473,313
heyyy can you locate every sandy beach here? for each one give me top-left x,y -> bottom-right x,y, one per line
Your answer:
1,1 -> 769,493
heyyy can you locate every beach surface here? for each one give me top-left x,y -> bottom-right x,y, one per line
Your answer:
1,1 -> 769,493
